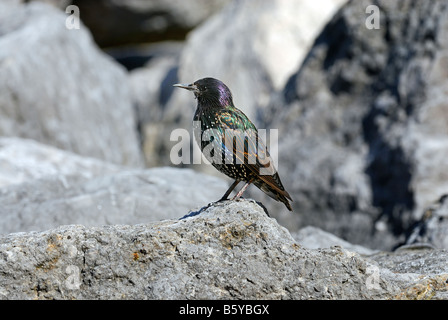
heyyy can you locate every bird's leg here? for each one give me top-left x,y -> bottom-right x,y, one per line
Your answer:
219,180 -> 240,201
231,180 -> 252,200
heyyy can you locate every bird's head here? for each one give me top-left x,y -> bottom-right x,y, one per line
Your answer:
173,77 -> 233,107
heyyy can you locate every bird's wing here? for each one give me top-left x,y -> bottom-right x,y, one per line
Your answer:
216,108 -> 277,177
216,108 -> 291,200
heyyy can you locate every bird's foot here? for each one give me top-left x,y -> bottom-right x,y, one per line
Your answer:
179,202 -> 215,219
180,198 -> 270,220
217,196 -> 229,202
180,200 -> 228,220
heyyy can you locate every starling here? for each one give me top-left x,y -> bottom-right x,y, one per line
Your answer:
173,77 -> 292,211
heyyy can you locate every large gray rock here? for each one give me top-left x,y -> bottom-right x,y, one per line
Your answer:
267,0 -> 448,250
177,0 -> 347,118
0,1 -> 142,166
1,199 -> 447,300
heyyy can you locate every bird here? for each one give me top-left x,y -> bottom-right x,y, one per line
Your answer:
173,77 -> 292,211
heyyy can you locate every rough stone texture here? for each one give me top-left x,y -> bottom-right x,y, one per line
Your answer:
1,200 -> 447,300
0,137 -> 228,235
266,0 -> 448,250
71,0 -> 231,47
0,1 -> 143,166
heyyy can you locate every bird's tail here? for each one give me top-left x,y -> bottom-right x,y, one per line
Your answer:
254,180 -> 293,211
277,193 -> 293,211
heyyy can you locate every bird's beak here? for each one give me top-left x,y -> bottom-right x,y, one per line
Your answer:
173,83 -> 199,93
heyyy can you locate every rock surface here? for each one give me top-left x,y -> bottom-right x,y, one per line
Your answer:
369,248 -> 448,300
0,1 -> 142,166
1,200 -> 447,300
266,0 -> 448,250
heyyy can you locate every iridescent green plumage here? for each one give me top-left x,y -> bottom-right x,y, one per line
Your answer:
174,77 -> 292,211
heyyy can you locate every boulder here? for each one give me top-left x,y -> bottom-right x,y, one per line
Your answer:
0,199 -> 447,300
0,1 -> 142,166
267,0 -> 448,250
